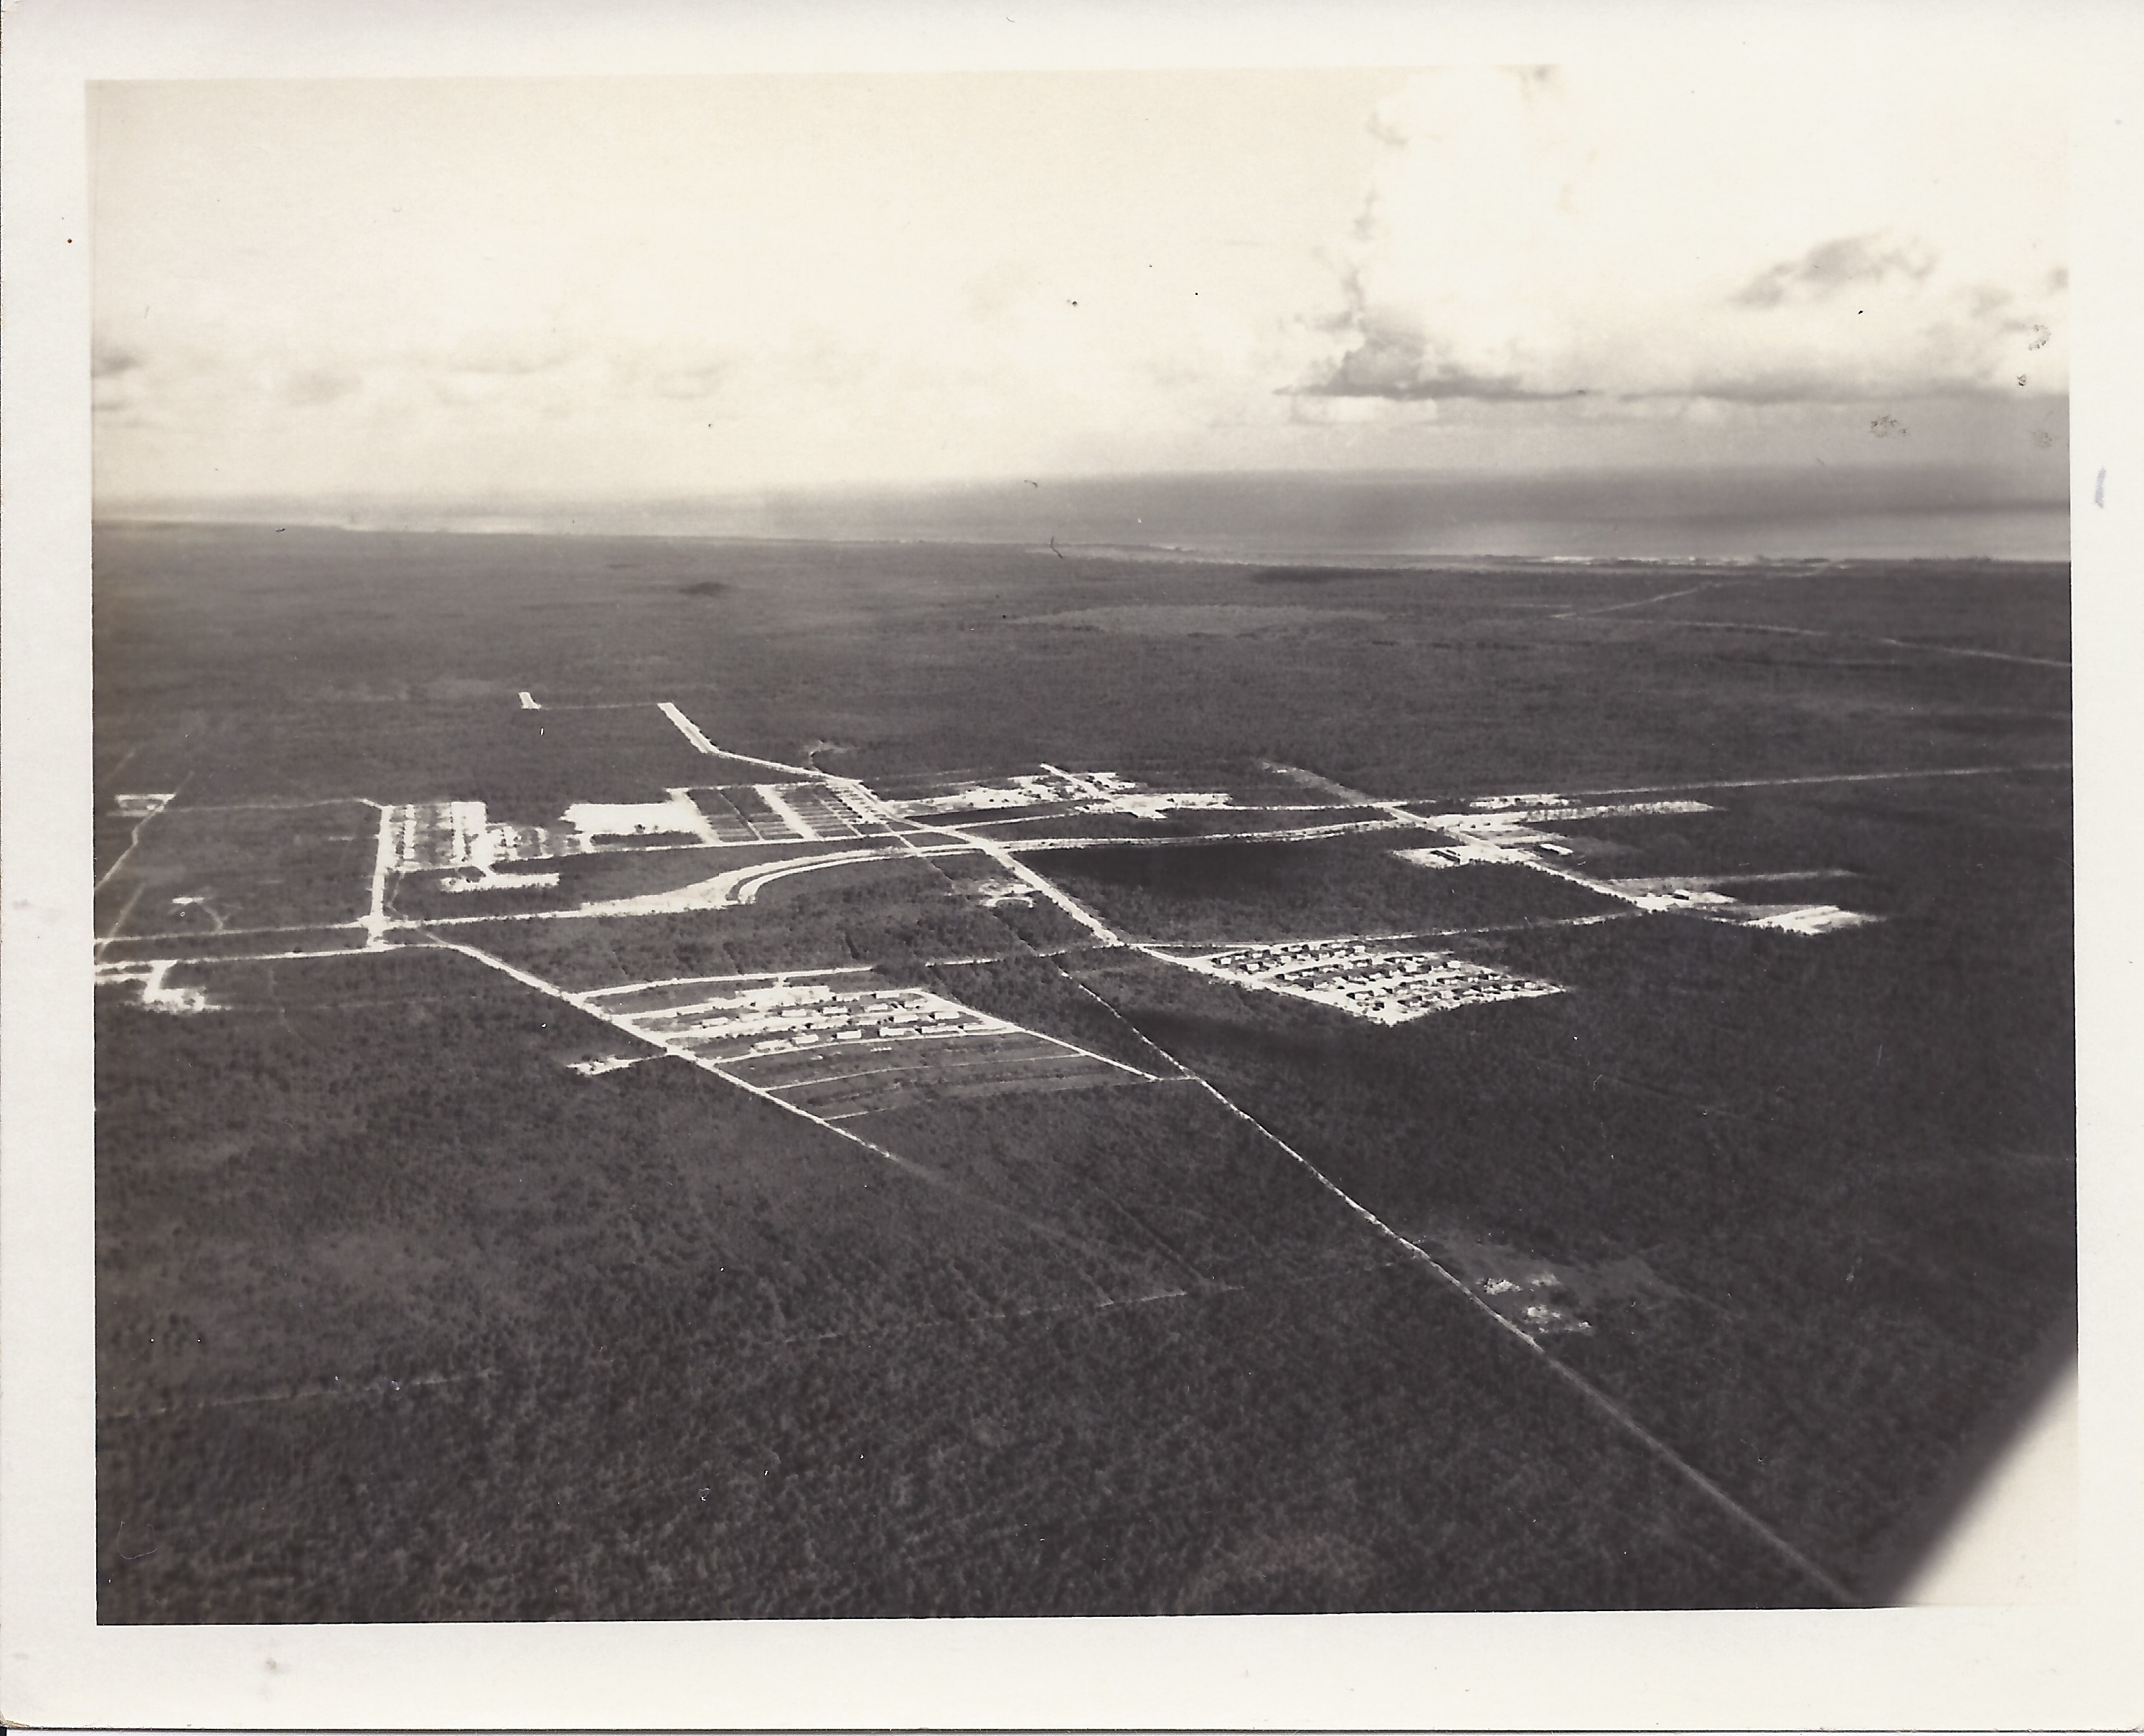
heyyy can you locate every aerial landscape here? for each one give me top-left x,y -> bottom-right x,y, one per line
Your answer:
92,523 -> 2072,1618
85,62 -> 2072,1621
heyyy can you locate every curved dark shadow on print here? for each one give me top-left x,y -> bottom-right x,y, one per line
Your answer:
1860,1308 -> 2075,1605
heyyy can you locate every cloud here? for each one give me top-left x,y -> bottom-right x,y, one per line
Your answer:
90,70 -> 2069,501
90,338 -> 164,423
281,367 -> 361,408
1287,390 -> 1437,427
644,364 -> 728,401
605,337 -> 734,403
441,329 -> 580,376
1302,320 -> 1586,403
1733,233 -> 1938,310
1297,66 -> 2067,409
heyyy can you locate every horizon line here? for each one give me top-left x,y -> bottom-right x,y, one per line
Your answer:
94,455 -> 2074,512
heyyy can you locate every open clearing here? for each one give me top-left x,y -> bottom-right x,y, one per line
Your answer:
94,797 -> 381,942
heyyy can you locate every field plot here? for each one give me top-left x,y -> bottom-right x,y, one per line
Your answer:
690,781 -> 893,843
392,789 -> 724,867
454,855 -> 1023,989
95,926 -> 376,970
390,837 -> 847,924
461,702 -> 733,815
1030,837 -> 1624,945
389,782 -> 886,872
583,973 -> 1158,1118
95,798 -> 382,942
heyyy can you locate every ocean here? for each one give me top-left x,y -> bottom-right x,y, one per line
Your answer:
110,466 -> 2070,565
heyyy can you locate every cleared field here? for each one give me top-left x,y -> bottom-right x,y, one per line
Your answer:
95,798 -> 384,947
723,781 -> 895,841
95,928 -> 374,970
387,835 -> 837,923
457,702 -> 731,815
450,855 -> 1025,989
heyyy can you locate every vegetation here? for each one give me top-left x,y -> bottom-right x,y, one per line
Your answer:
95,799 -> 378,938
99,1270 -> 1821,1622
1033,841 -> 1619,944
904,952 -> 1172,1072
93,521 -> 2073,1617
1061,765 -> 2074,1589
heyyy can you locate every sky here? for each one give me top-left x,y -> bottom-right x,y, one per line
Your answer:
90,63 -> 2069,509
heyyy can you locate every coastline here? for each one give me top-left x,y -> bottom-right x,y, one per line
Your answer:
91,515 -> 2072,571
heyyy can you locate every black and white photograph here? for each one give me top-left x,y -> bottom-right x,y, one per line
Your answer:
6,0 -> 2143,1726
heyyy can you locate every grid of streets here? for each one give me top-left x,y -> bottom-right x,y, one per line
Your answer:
1165,938 -> 1566,1024
580,974 -> 1162,1120
97,698 -> 1904,1051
